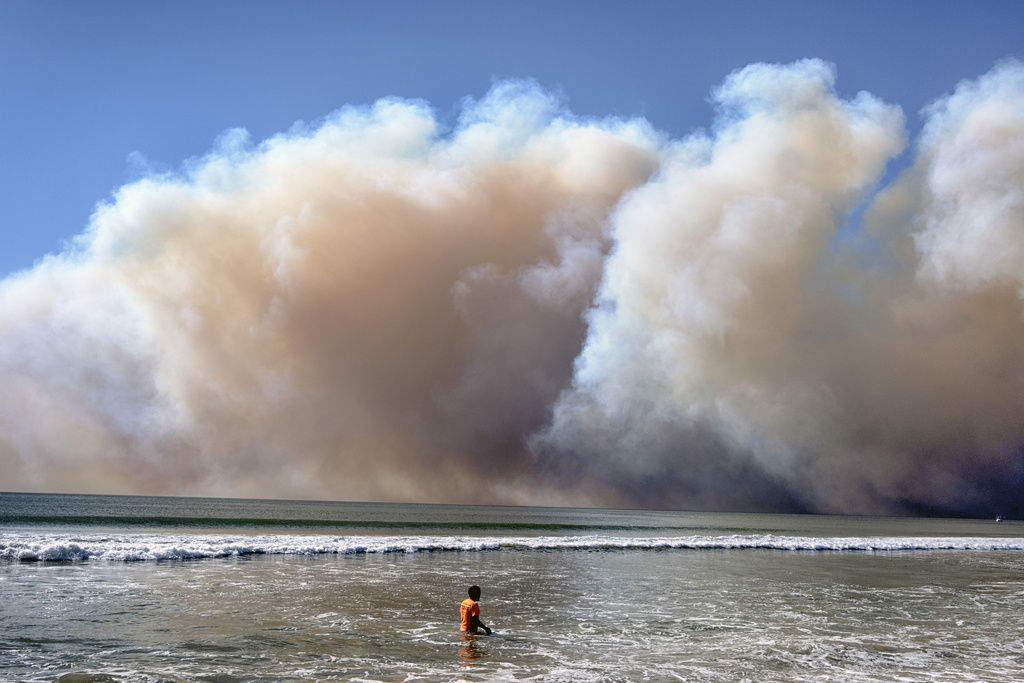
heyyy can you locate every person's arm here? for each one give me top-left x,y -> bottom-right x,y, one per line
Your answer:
470,614 -> 491,635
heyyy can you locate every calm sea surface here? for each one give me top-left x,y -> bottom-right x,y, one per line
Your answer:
2,493 -> 1024,682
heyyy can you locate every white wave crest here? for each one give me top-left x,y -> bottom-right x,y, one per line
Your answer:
3,532 -> 1024,562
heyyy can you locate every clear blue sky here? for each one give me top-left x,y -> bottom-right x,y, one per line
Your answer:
1,0 -> 1022,277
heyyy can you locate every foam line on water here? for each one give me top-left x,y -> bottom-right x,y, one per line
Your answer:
3,533 -> 1024,561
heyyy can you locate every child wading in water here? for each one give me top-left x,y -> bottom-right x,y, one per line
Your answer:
459,585 -> 491,635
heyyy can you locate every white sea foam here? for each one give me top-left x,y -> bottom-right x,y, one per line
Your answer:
2,532 -> 1024,561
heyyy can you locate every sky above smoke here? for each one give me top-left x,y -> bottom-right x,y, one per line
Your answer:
2,59 -> 1023,516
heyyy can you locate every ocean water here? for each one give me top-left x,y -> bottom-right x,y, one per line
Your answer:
2,493 -> 1024,682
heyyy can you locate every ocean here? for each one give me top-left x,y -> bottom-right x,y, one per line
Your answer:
2,493 -> 1023,682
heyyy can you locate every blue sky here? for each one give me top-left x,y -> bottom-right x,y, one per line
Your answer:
1,0 -> 1022,278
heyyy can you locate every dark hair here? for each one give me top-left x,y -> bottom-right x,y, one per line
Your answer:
468,585 -> 481,600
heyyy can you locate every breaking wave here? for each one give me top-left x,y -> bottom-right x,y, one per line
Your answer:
4,532 -> 1024,562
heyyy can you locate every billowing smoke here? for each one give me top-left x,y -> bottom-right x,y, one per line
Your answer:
2,61 -> 1023,516
0,81 -> 660,504
539,59 -> 1024,515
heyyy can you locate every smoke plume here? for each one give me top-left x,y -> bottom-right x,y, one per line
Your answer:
2,61 -> 1023,515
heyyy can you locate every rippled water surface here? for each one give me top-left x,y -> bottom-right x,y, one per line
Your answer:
3,493 -> 1024,682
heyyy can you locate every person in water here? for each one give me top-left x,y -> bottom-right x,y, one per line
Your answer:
460,585 -> 491,635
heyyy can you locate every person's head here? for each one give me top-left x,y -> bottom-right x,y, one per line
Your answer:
468,585 -> 481,601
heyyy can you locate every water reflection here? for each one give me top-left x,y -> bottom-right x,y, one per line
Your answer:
458,632 -> 483,662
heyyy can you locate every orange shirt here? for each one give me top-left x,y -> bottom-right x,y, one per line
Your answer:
460,598 -> 479,631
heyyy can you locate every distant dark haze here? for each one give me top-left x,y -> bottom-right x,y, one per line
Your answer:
2,60 -> 1023,517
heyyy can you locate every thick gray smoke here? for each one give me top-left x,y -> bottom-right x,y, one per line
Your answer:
2,61 -> 1023,515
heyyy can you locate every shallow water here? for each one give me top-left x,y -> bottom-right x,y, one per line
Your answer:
3,494 -> 1024,682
